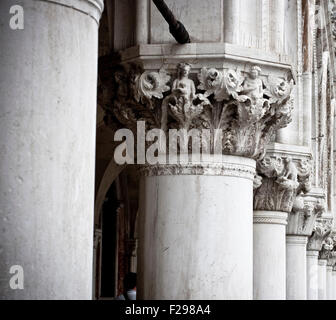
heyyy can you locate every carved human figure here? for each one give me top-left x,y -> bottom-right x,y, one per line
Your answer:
172,63 -> 196,104
241,66 -> 264,101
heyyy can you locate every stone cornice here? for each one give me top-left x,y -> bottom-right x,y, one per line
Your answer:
38,0 -> 104,24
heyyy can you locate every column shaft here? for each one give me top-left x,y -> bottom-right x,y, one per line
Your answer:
253,211 -> 287,300
326,266 -> 334,300
333,270 -> 336,300
138,156 -> 255,299
0,0 -> 102,299
286,235 -> 308,300
135,0 -> 149,44
306,250 -> 319,300
318,259 -> 327,300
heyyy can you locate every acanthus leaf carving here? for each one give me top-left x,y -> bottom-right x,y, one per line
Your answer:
103,62 -> 294,160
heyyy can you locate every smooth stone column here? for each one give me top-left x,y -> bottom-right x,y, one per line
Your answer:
138,155 -> 255,300
326,266 -> 334,300
286,236 -> 308,300
318,259 -> 327,300
306,250 -> 319,300
135,0 -> 149,44
0,0 -> 103,299
253,211 -> 287,300
333,268 -> 336,300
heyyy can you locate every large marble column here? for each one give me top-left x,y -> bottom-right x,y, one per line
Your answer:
306,219 -> 331,300
253,147 -> 312,300
105,61 -> 294,299
0,0 -> 103,299
286,196 -> 322,300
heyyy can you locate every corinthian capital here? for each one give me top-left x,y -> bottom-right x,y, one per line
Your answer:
253,155 -> 312,212
307,219 -> 332,252
102,62 -> 294,160
286,197 -> 324,236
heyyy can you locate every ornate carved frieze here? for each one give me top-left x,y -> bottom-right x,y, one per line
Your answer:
103,62 -> 294,160
307,218 -> 332,252
253,155 -> 312,212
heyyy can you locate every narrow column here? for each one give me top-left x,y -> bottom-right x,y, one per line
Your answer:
286,236 -> 308,300
326,265 -> 334,300
318,235 -> 334,300
333,266 -> 336,300
224,0 -> 240,44
253,211 -> 287,300
138,156 -> 255,299
135,0 -> 149,44
253,156 -> 312,300
0,0 -> 103,299
318,259 -> 327,300
306,250 -> 319,300
286,197 -> 323,300
307,219 -> 331,300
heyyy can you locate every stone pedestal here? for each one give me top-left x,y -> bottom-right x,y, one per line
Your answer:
318,259 -> 327,300
253,211 -> 287,300
137,156 -> 255,300
286,236 -> 308,300
0,0 -> 103,299
306,250 -> 319,300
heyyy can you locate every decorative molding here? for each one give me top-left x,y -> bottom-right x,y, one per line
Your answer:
253,210 -> 288,226
39,0 -> 104,24
138,160 -> 256,179
104,62 -> 294,161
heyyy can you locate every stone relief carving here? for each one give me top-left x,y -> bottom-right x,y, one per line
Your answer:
253,156 -> 312,212
287,197 -> 324,236
103,63 -> 294,160
307,218 -> 332,251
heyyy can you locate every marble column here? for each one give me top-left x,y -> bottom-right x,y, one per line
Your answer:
107,61 -> 294,299
306,250 -> 319,300
326,265 -> 334,300
286,197 -> 323,300
307,218 -> 331,300
138,155 -> 255,300
286,236 -> 308,300
253,211 -> 288,300
253,153 -> 312,300
318,259 -> 327,300
333,267 -> 336,300
0,0 -> 103,299
318,234 -> 334,300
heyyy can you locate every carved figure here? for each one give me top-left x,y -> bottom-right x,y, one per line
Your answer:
172,63 -> 196,103
241,66 -> 264,101
282,157 -> 298,182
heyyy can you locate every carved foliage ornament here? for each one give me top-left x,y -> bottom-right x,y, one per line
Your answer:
307,219 -> 332,252
253,156 -> 312,213
103,63 -> 294,160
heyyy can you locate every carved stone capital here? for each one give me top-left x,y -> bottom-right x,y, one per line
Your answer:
308,218 -> 332,252
253,153 -> 312,213
103,62 -> 294,161
286,197 -> 324,236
